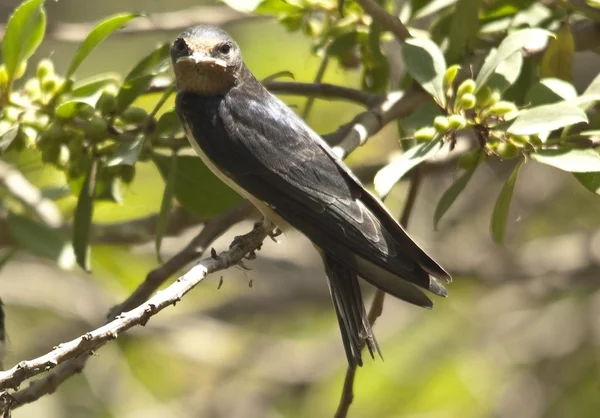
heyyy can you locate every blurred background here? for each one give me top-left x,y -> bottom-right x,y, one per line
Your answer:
1,0 -> 600,417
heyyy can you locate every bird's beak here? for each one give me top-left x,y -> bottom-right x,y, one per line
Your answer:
176,51 -> 227,68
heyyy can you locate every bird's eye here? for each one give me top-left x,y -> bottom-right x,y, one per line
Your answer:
174,38 -> 187,53
217,43 -> 232,55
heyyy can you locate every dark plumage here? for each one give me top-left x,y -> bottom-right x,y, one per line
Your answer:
171,25 -> 451,367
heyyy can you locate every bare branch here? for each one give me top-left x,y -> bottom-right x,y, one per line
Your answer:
355,0 -> 412,42
0,6 -> 254,42
107,201 -> 257,320
0,219 -> 273,394
335,168 -> 423,418
0,161 -> 62,228
263,81 -> 382,107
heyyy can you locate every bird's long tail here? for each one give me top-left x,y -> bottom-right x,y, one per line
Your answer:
323,254 -> 381,367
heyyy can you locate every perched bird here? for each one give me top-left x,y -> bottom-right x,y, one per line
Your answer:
171,25 -> 451,367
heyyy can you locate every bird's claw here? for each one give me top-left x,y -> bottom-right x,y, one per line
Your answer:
269,227 -> 282,243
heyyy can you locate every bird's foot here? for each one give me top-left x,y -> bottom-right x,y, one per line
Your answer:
268,227 -> 282,243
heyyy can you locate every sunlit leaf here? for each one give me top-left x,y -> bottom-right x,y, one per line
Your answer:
66,13 -> 140,78
152,154 -> 241,218
508,101 -> 587,136
107,135 -> 145,167
525,78 -> 577,106
2,0 -> 46,81
71,73 -> 121,96
254,0 -> 303,15
531,149 -> 600,173
413,0 -> 457,19
73,159 -> 97,272
434,154 -> 482,229
155,152 -> 177,263
475,28 -> 552,92
490,159 -> 523,244
374,139 -> 444,199
221,0 -> 263,13
486,51 -> 523,93
55,100 -> 96,119
540,21 -> 574,82
402,38 -> 447,106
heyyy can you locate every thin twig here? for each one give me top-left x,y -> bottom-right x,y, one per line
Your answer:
355,0 -> 412,42
0,219 -> 273,393
263,80 -> 382,107
334,167 -> 423,418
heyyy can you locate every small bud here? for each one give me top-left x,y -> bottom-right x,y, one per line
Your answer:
458,93 -> 476,110
457,79 -> 476,97
448,114 -> 467,130
41,74 -> 59,94
413,126 -> 437,141
457,150 -> 481,170
433,116 -> 450,133
120,107 -> 148,125
36,59 -> 54,80
488,101 -> 518,116
102,84 -> 119,97
22,126 -> 38,147
24,78 -> 41,99
475,86 -> 493,108
510,134 -> 530,146
3,106 -> 21,122
41,142 -> 60,163
496,142 -> 520,159
529,135 -> 543,147
443,65 -> 461,92
57,144 -> 70,168
88,116 -> 108,138
96,92 -> 117,116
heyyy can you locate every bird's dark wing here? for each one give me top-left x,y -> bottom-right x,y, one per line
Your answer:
176,79 -> 450,306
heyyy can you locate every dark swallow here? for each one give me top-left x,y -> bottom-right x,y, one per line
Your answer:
171,25 -> 451,367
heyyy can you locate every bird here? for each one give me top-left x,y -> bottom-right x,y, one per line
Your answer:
170,25 -> 451,367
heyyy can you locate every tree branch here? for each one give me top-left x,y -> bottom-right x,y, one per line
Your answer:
335,167 -> 424,418
355,0 -> 412,42
0,6 -> 254,42
263,80 -> 382,107
0,219 -> 273,394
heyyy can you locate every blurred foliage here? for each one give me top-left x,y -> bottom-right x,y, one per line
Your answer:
1,0 -> 600,417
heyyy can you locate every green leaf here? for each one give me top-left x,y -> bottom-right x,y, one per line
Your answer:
155,152 -> 177,263
574,172 -> 600,195
73,158 -> 97,272
7,212 -> 66,261
446,0 -> 481,64
66,13 -> 139,79
55,100 -> 96,119
94,168 -> 122,203
71,73 -> 121,96
156,110 -> 182,137
374,139 -> 444,199
531,149 -> 600,173
397,102 -> 443,137
107,135 -> 145,167
402,38 -> 447,106
115,74 -> 154,113
152,154 -> 242,218
0,128 -> 20,152
2,0 -> 46,81
524,78 -> 577,106
221,0 -> 263,13
433,154 -> 482,229
508,101 -> 587,136
540,21 -> 574,82
412,0 -> 457,20
254,0 -> 302,15
486,51 -> 523,93
490,159 -> 523,244
475,28 -> 552,93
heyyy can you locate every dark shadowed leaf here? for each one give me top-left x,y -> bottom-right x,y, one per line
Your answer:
107,135 -> 145,167
1,0 -> 46,81
7,212 -> 65,261
115,74 -> 155,113
525,78 -> 577,106
374,138 -> 444,199
540,21 -> 574,82
475,28 -> 551,92
508,101 -> 587,136
434,154 -> 482,229
446,0 -> 481,64
73,158 -> 97,272
155,152 -> 177,263
152,154 -> 241,218
402,38 -> 447,107
156,110 -> 183,137
574,172 -> 600,195
66,13 -> 139,78
531,149 -> 600,173
490,159 -> 523,244
398,102 -> 444,137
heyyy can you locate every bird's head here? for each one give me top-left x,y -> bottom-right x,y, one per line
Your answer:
171,25 -> 244,96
